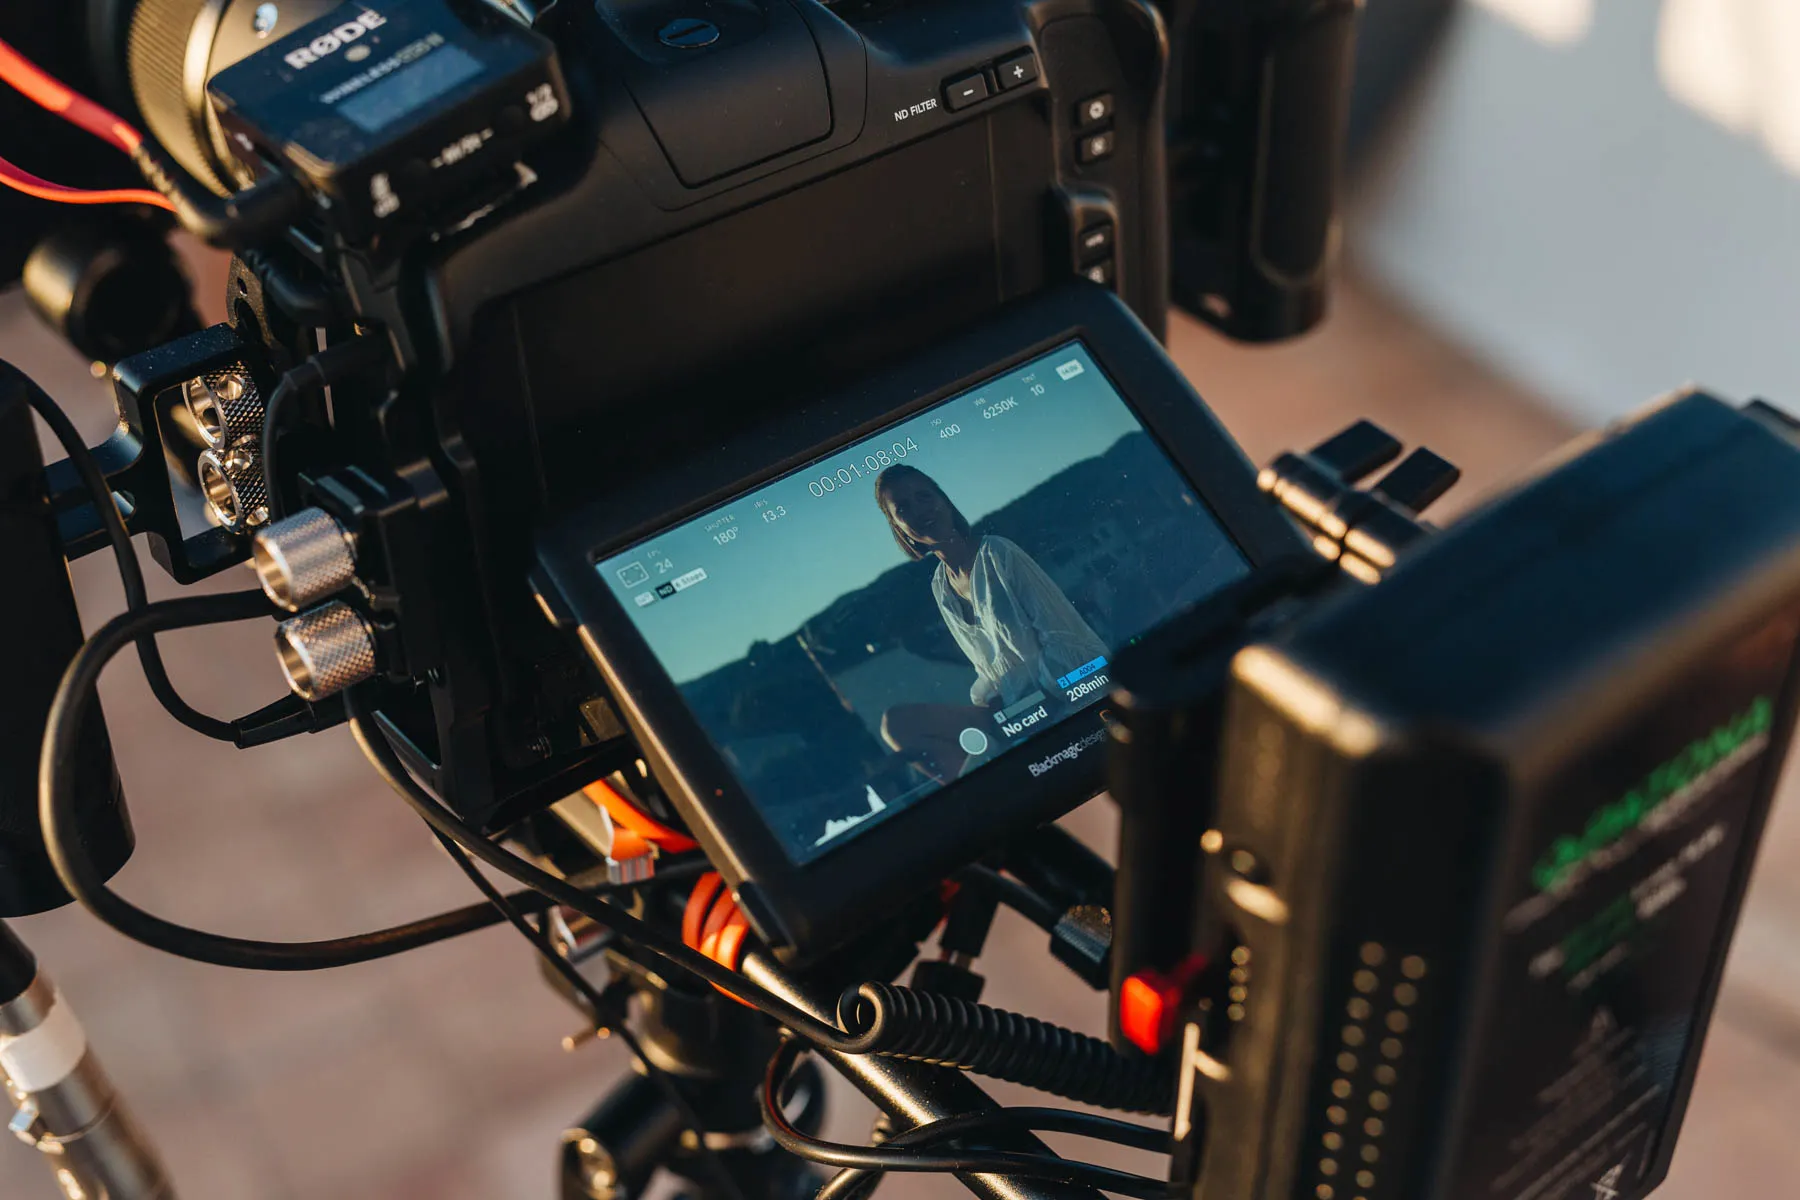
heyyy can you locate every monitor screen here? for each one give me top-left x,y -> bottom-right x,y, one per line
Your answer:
334,43 -> 484,134
595,342 -> 1249,864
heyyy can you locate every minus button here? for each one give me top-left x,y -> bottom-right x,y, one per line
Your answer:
944,71 -> 991,111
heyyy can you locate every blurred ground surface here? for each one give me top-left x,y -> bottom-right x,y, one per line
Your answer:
2,267 -> 1797,1198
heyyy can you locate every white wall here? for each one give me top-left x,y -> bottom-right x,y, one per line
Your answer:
1352,0 -> 1800,424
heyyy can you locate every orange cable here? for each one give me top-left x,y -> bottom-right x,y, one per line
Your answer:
584,779 -> 698,852
712,919 -> 749,973
0,155 -> 172,211
682,872 -> 752,1003
699,889 -> 739,948
0,39 -> 170,212
683,871 -> 726,949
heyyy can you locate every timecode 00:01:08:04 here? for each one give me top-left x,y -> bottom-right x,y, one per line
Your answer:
809,438 -> 921,497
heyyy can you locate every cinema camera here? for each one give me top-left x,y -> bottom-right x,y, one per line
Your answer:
2,2 -> 1799,1200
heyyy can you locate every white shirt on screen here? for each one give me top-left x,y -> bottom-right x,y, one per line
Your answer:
929,535 -> 1109,708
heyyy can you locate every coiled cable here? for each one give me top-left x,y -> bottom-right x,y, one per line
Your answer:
839,982 -> 1174,1115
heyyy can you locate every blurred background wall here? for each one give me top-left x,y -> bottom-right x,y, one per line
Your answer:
1353,0 -> 1800,421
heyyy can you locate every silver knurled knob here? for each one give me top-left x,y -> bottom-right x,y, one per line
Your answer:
254,507 -> 358,611
275,601 -> 377,701
197,443 -> 269,531
183,367 -> 263,449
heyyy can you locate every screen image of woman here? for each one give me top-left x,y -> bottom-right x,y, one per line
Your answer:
873,465 -> 1109,781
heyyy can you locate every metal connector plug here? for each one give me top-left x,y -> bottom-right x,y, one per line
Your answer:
253,507 -> 358,611
274,601 -> 377,700
197,442 -> 269,531
182,367 -> 262,449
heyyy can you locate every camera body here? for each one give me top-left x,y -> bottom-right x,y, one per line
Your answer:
215,0 -> 1186,830
3,0 -> 1361,917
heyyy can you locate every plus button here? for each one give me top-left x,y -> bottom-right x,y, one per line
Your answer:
994,51 -> 1039,92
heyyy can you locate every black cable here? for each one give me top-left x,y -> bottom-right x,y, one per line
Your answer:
240,248 -> 339,327
261,338 -> 388,520
33,594 -> 660,970
345,695 -> 878,1053
838,983 -> 1175,1115
815,1164 -> 880,1200
129,141 -> 305,250
958,865 -> 1061,932
885,1109 -> 1170,1155
815,1109 -> 1171,1200
427,829 -> 750,1200
761,1041 -> 1173,1199
260,374 -> 300,521
5,357 -> 240,742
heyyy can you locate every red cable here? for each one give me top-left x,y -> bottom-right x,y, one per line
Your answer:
0,154 -> 173,211
0,38 -> 171,211
0,37 -> 143,153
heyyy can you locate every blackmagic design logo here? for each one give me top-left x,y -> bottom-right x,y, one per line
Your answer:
1027,729 -> 1107,778
284,10 -> 388,71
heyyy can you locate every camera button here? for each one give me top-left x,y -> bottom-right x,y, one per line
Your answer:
1082,258 -> 1116,289
658,17 -> 721,49
1078,129 -> 1117,164
944,72 -> 990,111
1078,93 -> 1115,129
1078,221 -> 1116,263
995,51 -> 1039,91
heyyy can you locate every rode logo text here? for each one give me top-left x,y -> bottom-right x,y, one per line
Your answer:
285,11 -> 388,70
